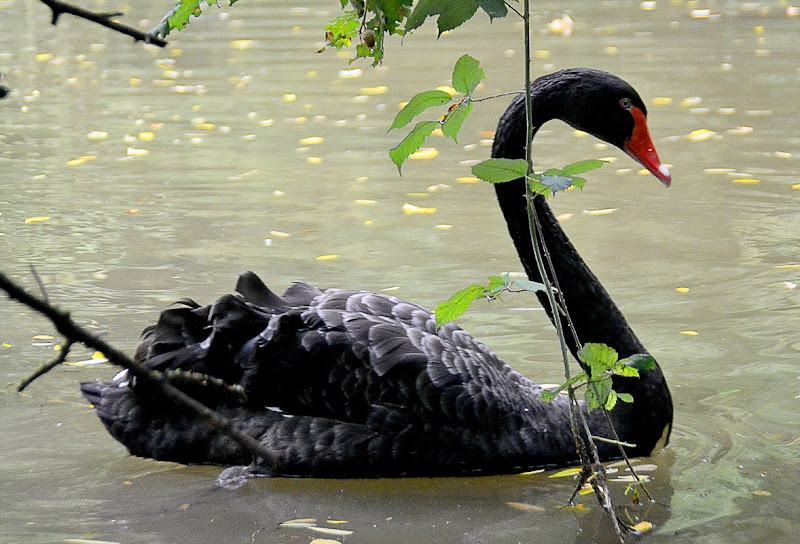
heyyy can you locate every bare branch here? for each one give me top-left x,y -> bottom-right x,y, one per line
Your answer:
0,270 -> 274,465
37,0 -> 167,47
18,340 -> 74,392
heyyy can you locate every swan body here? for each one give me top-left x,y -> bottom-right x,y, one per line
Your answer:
82,68 -> 674,477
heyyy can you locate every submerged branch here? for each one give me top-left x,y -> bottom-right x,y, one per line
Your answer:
37,0 -> 167,47
0,270 -> 272,464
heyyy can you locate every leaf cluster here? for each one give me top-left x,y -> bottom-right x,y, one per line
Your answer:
473,158 -> 605,196
388,54 -> 485,172
539,343 -> 655,412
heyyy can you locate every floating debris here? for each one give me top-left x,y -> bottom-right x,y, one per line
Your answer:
315,254 -> 339,261
675,287 -> 690,293
402,203 -> 436,215
680,330 -> 699,336
507,501 -> 546,512
583,208 -> 617,216
25,216 -> 51,224
688,129 -> 717,142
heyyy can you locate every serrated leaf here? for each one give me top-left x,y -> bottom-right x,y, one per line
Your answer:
538,174 -> 574,193
406,0 -> 479,34
390,90 -> 452,131
617,393 -> 634,404
613,365 -> 640,378
472,158 -> 528,184
451,55 -> 485,95
578,343 -> 619,375
435,284 -> 485,326
512,279 -> 549,293
585,377 -> 612,411
619,353 -> 656,371
441,101 -> 472,143
560,159 -> 605,176
389,120 -> 438,173
476,0 -> 508,19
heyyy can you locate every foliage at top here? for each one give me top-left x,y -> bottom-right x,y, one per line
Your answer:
151,0 -> 516,65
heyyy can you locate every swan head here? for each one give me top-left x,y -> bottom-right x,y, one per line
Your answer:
551,68 -> 672,187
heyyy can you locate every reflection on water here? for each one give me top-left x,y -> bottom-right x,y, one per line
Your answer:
1,1 -> 799,543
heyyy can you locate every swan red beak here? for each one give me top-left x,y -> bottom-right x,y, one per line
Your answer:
623,106 -> 671,187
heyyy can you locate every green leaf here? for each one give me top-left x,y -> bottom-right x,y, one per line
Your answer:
585,377 -> 613,411
471,158 -> 529,184
512,279 -> 548,293
578,343 -> 619,376
389,90 -> 452,131
376,0 -> 414,34
560,159 -> 605,177
476,0 -> 508,19
168,0 -> 201,30
570,176 -> 586,190
617,393 -> 634,404
325,12 -> 360,49
538,174 -> 573,193
389,120 -> 438,173
434,284 -> 485,326
441,101 -> 472,143
619,353 -> 656,371
613,365 -> 640,378
540,390 -> 556,402
486,274 -> 506,291
604,390 -> 618,411
406,0 -> 479,34
451,54 -> 485,95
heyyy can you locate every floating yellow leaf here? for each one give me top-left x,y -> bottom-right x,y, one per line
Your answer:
775,151 -> 792,159
230,39 -> 255,50
753,490 -> 772,497
195,122 -> 215,131
409,147 -> 439,160
355,199 -> 377,205
316,254 -> 339,261
299,136 -> 323,145
92,351 -> 106,360
605,46 -> 619,55
506,501 -> 546,512
126,147 -> 150,157
776,265 -> 800,270
456,176 -> 481,184
306,157 -> 323,165
688,129 -> 717,142
307,527 -> 354,536
139,131 -> 155,141
583,208 -> 617,216
279,518 -> 317,526
25,216 -> 51,224
732,178 -> 759,184
273,190 -> 285,198
435,224 -> 453,230
727,126 -> 754,135
260,119 -> 275,127
680,330 -> 699,336
283,93 -> 297,102
325,519 -> 348,525
269,230 -> 290,238
549,467 -> 583,478
556,503 -> 586,512
36,53 -> 54,62
631,521 -> 653,533
691,8 -> 712,18
675,287 -> 690,293
361,85 -> 388,95
402,203 -> 436,215
32,334 -> 54,341
338,68 -> 363,79
86,131 -> 109,141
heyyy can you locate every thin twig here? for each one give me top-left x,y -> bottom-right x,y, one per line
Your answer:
0,270 -> 274,465
38,0 -> 167,47
18,340 -> 74,392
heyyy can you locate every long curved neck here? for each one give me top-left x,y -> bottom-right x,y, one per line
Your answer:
492,80 -> 673,453
491,89 -> 644,360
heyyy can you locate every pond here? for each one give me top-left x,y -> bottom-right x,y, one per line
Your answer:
1,1 -> 798,543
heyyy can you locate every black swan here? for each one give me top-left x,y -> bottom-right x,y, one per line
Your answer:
81,68 -> 673,477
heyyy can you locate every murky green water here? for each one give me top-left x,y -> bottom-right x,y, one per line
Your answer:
1,1 -> 799,543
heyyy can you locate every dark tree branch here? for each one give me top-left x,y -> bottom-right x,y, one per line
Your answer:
0,270 -> 274,465
38,0 -> 167,47
18,339 -> 74,392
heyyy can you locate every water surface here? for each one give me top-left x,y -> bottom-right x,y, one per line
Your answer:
1,1 -> 799,543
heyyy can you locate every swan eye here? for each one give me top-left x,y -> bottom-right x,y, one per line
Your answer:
619,98 -> 633,110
